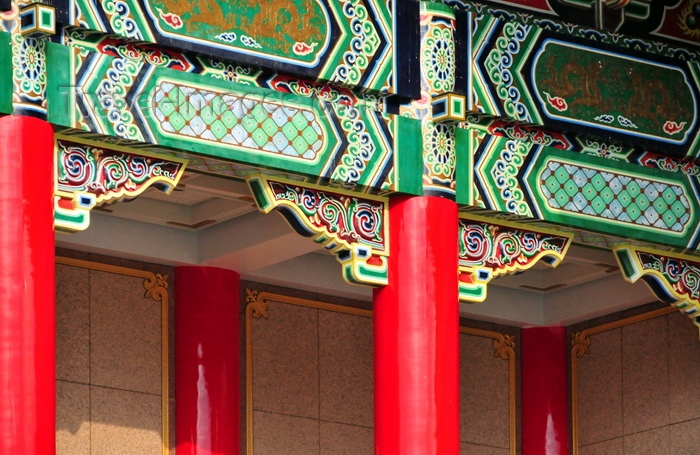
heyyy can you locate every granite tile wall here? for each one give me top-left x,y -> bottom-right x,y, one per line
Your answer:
245,283 -> 517,455
55,251 -> 171,455
573,305 -> 700,455
55,252 -> 516,455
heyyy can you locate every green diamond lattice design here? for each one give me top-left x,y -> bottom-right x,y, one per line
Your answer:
540,162 -> 691,232
153,82 -> 324,160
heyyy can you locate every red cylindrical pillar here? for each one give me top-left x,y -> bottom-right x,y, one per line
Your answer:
0,115 -> 56,454
373,195 -> 460,454
175,266 -> 240,455
521,326 -> 569,455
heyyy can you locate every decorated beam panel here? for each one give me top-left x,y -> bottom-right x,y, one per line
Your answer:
46,42 -> 424,195
56,0 -> 419,96
461,129 -> 700,251
448,0 -> 700,47
60,27 -> 382,112
464,6 -> 700,160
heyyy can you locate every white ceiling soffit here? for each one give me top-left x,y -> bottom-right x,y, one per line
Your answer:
56,174 -> 658,327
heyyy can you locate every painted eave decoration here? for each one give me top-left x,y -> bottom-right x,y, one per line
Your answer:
57,0 -> 420,96
614,244 -> 700,327
247,175 -> 389,287
458,213 -> 573,302
54,135 -> 187,232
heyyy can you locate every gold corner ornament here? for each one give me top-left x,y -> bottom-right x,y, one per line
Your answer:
613,244 -> 700,327
457,213 -> 574,303
246,289 -> 269,319
54,136 -> 187,232
571,331 -> 591,359
246,175 -> 389,287
493,333 -> 516,361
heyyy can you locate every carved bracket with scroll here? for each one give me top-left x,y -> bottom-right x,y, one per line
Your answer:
54,136 -> 187,232
458,214 -> 574,302
614,244 -> 700,327
247,175 -> 389,287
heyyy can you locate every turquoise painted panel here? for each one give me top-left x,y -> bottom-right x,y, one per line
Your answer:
0,32 -> 11,114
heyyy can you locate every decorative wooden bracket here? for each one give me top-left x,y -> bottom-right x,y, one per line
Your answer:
458,214 -> 574,302
54,136 -> 187,232
247,175 -> 389,287
613,245 -> 700,327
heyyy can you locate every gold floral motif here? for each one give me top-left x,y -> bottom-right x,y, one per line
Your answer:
245,288 -> 258,304
144,273 -> 168,302
493,333 -> 516,361
571,331 -> 591,358
246,289 -> 270,319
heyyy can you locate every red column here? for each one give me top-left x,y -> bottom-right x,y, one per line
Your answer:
521,326 -> 569,455
0,116 -> 56,454
373,195 -> 460,454
175,266 -> 240,455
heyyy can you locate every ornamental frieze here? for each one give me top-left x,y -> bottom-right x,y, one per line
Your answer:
55,0 -> 419,95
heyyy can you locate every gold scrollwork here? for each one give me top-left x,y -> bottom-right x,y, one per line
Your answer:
493,333 -> 516,361
144,273 -> 169,302
246,289 -> 269,319
571,331 -> 591,358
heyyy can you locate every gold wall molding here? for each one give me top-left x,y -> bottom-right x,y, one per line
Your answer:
55,256 -> 170,455
246,289 -> 517,454
570,306 -> 675,455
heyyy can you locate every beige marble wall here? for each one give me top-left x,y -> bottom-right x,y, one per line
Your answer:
55,256 -> 515,455
460,332 -> 512,454
247,286 -> 516,454
56,254 -> 170,455
574,306 -> 700,455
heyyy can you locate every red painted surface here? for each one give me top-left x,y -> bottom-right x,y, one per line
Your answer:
0,115 -> 56,454
521,326 -> 569,455
373,195 -> 460,455
175,266 -> 240,455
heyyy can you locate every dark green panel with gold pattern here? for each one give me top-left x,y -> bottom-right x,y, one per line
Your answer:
467,7 -> 700,160
59,0 -> 419,96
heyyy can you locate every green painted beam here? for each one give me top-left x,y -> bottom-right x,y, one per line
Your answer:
45,43 -> 399,194
465,128 -> 700,251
